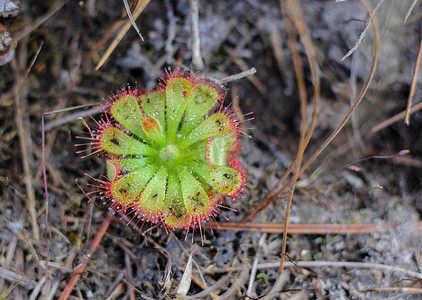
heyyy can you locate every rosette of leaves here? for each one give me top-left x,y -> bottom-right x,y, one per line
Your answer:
78,71 -> 249,233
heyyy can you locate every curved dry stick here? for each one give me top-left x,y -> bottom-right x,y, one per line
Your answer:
206,221 -> 422,234
12,41 -> 45,243
13,62 -> 39,242
371,100 -> 422,133
243,0 -> 321,223
243,0 -> 320,223
277,0 -> 379,281
217,263 -> 250,300
245,0 -> 379,222
278,3 -> 321,279
405,29 -> 422,125
189,0 -> 204,71
259,261 -> 422,280
298,0 -> 379,178
58,214 -> 112,300
123,0 -> 144,41
42,104 -> 102,298
0,262 -> 39,299
277,0 -> 313,278
95,0 -> 151,70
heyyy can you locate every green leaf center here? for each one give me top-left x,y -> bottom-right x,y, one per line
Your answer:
158,144 -> 182,168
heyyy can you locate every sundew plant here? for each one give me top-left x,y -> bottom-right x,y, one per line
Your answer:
77,70 -> 251,235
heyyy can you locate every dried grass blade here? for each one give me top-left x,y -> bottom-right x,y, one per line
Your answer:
405,30 -> 422,125
371,101 -> 422,132
96,0 -> 151,70
278,0 -> 309,278
123,0 -> 144,41
177,255 -> 193,297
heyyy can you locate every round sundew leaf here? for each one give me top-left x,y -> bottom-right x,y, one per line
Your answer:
110,165 -> 157,206
193,162 -> 242,196
162,172 -> 190,229
206,136 -> 229,166
136,167 -> 168,223
100,126 -> 156,157
106,160 -> 118,182
141,114 -> 166,147
165,77 -> 193,142
109,94 -> 150,142
178,167 -> 211,216
141,90 -> 166,129
179,113 -> 231,148
178,84 -> 219,136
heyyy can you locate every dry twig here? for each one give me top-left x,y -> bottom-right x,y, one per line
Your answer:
341,0 -> 383,61
123,0 -> 144,41
189,0 -> 204,71
258,261 -> 422,280
13,54 -> 39,241
404,0 -> 419,23
222,67 -> 257,83
207,222 -> 422,234
405,30 -> 422,125
95,0 -> 151,70
371,101 -> 422,132
277,0 -> 311,279
58,215 -> 112,300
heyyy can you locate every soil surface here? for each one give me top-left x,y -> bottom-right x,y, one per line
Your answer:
1,0 -> 422,299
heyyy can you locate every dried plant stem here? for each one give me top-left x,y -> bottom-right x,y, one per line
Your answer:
371,100 -> 422,133
246,234 -> 267,297
359,287 -> 422,293
278,0 -> 310,278
13,62 -> 40,242
251,0 -> 378,221
268,21 -> 288,81
225,50 -> 266,95
0,262 -> 38,299
242,0 -> 377,288
0,217 -> 22,292
95,0 -> 151,70
405,30 -> 422,125
207,222 -> 422,234
217,263 -> 250,300
258,261 -> 422,280
261,270 -> 290,300
243,0 -> 320,223
341,0 -> 383,61
298,0 -> 379,177
243,157 -> 297,223
185,275 -> 227,299
204,260 -> 422,281
222,68 -> 257,83
42,105 -> 89,297
404,0 -> 419,23
59,214 -> 112,300
123,0 -> 144,41
44,104 -> 102,131
189,0 -> 204,71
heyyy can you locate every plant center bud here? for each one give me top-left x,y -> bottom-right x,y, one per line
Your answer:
158,144 -> 181,168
